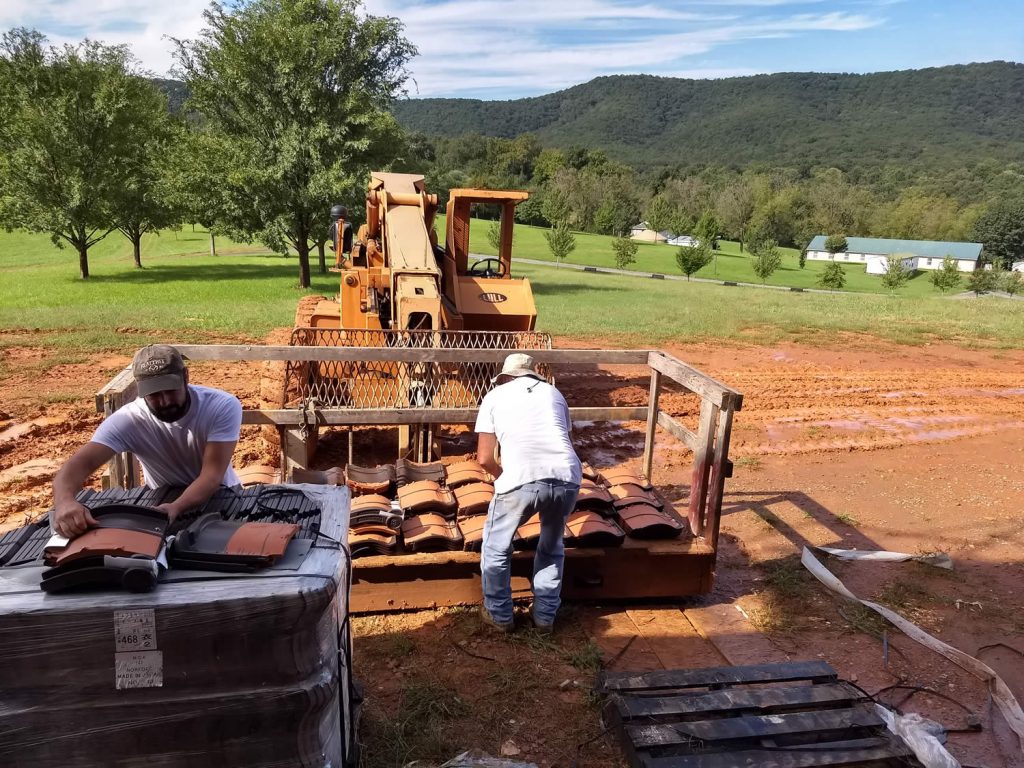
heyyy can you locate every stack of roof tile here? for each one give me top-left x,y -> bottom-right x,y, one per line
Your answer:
397,480 -> 461,552
395,459 -> 445,487
41,504 -> 168,593
169,512 -> 300,572
348,494 -> 400,558
447,459 -> 494,552
345,463 -> 395,496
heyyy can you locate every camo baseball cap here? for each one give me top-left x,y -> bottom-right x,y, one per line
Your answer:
133,344 -> 186,397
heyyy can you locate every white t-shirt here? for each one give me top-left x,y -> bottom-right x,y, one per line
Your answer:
475,377 -> 582,494
92,385 -> 242,488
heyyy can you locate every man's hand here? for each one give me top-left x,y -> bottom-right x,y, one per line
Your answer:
155,502 -> 182,523
53,500 -> 98,538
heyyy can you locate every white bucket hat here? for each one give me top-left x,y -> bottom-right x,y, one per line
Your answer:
491,353 -> 543,384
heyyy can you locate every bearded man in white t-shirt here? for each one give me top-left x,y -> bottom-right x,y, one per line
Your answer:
51,345 -> 242,538
475,353 -> 582,634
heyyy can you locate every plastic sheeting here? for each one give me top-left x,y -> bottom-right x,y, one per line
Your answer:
801,546 -> 1024,755
875,706 -> 961,768
814,546 -> 953,570
0,484 -> 354,768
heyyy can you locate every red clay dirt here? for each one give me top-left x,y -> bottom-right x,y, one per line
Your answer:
1,334 -> 1023,765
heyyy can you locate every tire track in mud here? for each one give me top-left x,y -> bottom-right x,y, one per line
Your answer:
559,366 -> 1024,459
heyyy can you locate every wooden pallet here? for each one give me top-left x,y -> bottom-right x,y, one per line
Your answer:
598,661 -> 921,768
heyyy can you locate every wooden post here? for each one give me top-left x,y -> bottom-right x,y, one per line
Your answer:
705,408 -> 736,551
688,400 -> 719,537
642,368 -> 661,481
283,427 -> 310,475
97,368 -> 139,489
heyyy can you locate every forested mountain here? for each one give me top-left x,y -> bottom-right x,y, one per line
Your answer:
391,62 -> 1024,172
152,78 -> 189,113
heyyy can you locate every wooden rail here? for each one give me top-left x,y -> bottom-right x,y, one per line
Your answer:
96,345 -> 742,560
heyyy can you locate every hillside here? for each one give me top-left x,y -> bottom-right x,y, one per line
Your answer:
390,62 -> 1024,171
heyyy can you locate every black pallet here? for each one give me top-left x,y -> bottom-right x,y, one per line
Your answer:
598,661 -> 920,768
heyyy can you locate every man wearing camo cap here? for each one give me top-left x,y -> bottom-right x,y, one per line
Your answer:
52,344 -> 242,538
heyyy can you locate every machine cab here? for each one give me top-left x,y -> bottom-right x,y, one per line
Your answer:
442,189 -> 537,333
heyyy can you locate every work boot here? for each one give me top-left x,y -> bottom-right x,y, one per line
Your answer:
529,606 -> 554,635
479,604 -> 514,634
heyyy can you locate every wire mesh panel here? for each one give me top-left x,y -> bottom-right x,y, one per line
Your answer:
283,329 -> 552,409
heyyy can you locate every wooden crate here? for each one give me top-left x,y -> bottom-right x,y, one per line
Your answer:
97,345 -> 743,610
598,661 -> 921,768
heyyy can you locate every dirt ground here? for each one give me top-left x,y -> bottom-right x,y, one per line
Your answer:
1,333 -> 1023,766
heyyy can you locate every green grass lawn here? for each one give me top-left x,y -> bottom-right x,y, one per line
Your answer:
0,227 -> 337,353
449,216 -> 950,297
0,225 -> 1021,353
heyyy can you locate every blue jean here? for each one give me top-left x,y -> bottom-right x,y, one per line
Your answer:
480,479 -> 580,625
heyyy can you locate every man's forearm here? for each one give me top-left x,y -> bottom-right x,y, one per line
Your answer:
53,453 -> 99,505
165,473 -> 223,516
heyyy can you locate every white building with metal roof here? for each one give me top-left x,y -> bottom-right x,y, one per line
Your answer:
804,236 -> 984,275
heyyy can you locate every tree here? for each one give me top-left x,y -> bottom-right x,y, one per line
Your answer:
544,221 -> 576,266
749,238 -> 782,283
111,94 -> 181,268
966,266 -> 998,296
486,220 -> 501,253
929,256 -> 962,293
824,234 -> 848,259
0,30 -> 164,278
675,244 -> 712,281
880,254 -> 912,293
971,198 -> 1024,270
611,236 -> 638,270
818,261 -> 846,291
715,181 -> 755,251
1003,270 -> 1023,296
694,210 -> 720,250
643,194 -> 676,237
172,0 -> 416,288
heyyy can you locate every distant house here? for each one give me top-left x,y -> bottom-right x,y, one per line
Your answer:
1013,260 -> 1024,273
629,222 -> 672,243
667,235 -> 701,247
804,236 -> 983,275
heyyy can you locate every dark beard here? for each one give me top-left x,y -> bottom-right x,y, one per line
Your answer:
151,392 -> 191,423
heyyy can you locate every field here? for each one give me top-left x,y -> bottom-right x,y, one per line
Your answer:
458,215 -> 968,296
2,227 -> 1022,353
1,226 -> 1023,766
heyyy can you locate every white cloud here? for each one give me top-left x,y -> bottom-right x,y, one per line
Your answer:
365,0 -> 882,96
0,0 -> 209,77
3,0 -> 883,94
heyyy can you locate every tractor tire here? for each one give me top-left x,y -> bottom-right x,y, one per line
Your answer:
295,294 -> 325,328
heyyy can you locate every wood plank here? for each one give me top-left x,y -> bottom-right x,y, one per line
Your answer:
647,353 -> 741,410
625,608 -> 728,672
174,344 -> 650,365
242,406 -> 648,426
627,705 -> 884,749
683,603 -> 792,667
585,610 -> 665,673
705,408 -> 735,551
642,369 -> 661,481
598,661 -> 836,693
94,367 -> 135,410
656,412 -> 699,452
626,708 -> 884,749
616,682 -> 866,722
687,400 -> 718,536
642,741 -> 910,768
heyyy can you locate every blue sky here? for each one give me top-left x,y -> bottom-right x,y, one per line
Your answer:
4,0 -> 1022,99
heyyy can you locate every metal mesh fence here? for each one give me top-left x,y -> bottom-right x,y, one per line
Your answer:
281,328 -> 552,409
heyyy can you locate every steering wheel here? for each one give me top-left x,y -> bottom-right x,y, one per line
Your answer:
468,257 -> 506,278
